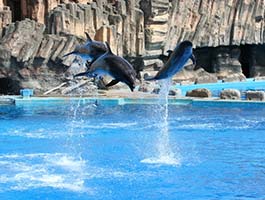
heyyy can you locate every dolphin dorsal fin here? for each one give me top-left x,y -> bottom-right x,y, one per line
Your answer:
105,42 -> 113,54
85,32 -> 92,42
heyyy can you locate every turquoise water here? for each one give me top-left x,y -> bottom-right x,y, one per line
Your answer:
0,100 -> 265,199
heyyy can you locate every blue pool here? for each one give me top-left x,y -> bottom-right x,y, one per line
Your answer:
0,98 -> 265,199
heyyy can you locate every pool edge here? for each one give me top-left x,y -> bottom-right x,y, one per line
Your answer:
2,96 -> 265,107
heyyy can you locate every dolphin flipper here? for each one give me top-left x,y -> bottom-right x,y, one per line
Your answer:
128,84 -> 135,92
86,58 -> 98,69
74,71 -> 89,78
106,79 -> 120,87
74,69 -> 96,78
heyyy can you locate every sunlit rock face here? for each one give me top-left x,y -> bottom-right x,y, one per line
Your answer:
0,0 -> 265,94
4,0 -> 265,55
0,19 -> 83,94
140,0 -> 265,80
46,1 -> 145,57
0,1 -> 11,34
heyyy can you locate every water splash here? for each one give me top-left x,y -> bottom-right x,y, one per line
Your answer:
0,153 -> 89,193
141,79 -> 181,166
65,76 -> 90,159
65,90 -> 84,158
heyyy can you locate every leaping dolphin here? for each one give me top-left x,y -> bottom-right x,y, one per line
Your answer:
74,42 -> 137,92
145,40 -> 196,80
63,32 -> 107,62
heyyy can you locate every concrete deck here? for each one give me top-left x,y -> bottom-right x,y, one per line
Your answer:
0,94 -> 264,108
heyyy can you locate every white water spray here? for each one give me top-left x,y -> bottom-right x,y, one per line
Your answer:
141,79 -> 181,166
66,87 -> 85,159
65,61 -> 96,158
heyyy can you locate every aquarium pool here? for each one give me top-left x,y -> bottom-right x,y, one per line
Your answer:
0,99 -> 265,199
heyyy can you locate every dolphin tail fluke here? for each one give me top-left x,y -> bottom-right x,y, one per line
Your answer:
159,50 -> 173,63
105,42 -> 113,54
106,79 -> 120,87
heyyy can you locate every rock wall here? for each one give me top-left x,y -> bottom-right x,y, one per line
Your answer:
2,0 -> 145,57
46,1 -> 145,56
0,1 -> 11,35
0,19 -> 81,94
141,0 -> 265,80
20,0 -> 60,24
7,0 -> 265,54
247,45 -> 265,77
1,0 -> 265,94
163,0 -> 265,49
194,46 -> 242,78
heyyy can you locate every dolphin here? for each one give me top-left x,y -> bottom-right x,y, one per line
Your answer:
74,42 -> 137,92
145,40 -> 196,81
159,50 -> 173,64
63,32 -> 107,62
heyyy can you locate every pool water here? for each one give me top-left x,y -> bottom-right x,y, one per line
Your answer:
0,100 -> 265,199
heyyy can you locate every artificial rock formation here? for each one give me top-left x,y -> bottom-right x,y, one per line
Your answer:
186,88 -> 212,98
3,0 -> 265,54
163,0 -> 265,49
47,1 -> 145,57
142,0 -> 265,80
220,89 -> 241,100
246,91 -> 265,101
1,0 -> 265,94
0,19 -> 82,94
0,1 -> 11,35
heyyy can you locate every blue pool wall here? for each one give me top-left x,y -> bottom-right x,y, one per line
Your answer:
175,78 -> 265,98
12,97 -> 265,109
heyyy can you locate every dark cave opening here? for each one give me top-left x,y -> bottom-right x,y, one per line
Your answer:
239,44 -> 252,78
0,78 -> 21,95
193,45 -> 255,78
193,47 -> 215,73
5,0 -> 22,22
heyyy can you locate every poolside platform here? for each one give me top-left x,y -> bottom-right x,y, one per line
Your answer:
2,95 -> 263,108
1,79 -> 265,107
0,97 -> 15,105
